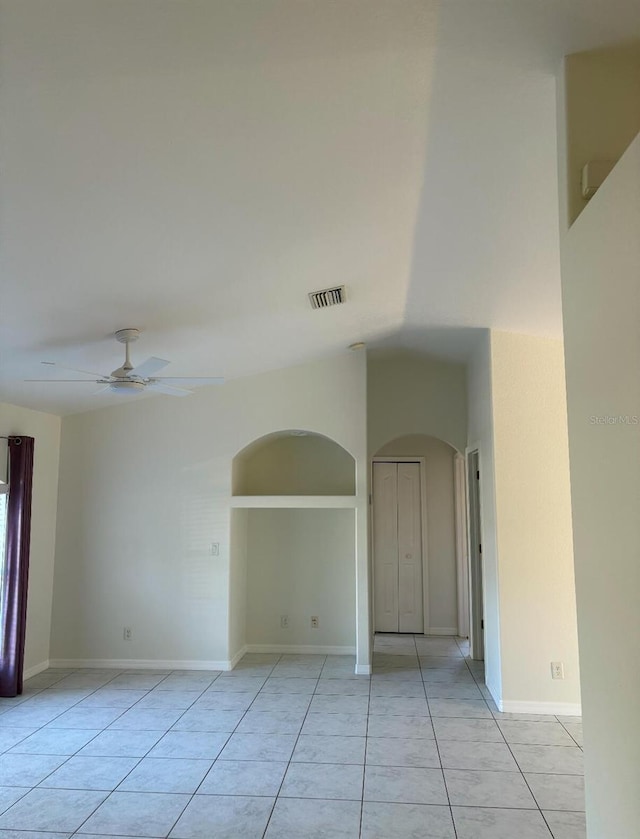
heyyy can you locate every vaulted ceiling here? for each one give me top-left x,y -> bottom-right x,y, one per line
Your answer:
2,0 -> 639,414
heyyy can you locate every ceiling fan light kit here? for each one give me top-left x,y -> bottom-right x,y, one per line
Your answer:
25,328 -> 224,399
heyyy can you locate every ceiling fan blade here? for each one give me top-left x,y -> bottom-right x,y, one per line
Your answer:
131,356 -> 170,378
25,378 -> 100,383
147,381 -> 193,397
41,361 -> 112,379
93,385 -> 111,395
149,377 -> 225,385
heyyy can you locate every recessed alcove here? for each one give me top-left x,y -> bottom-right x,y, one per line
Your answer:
230,430 -> 359,655
232,430 -> 356,497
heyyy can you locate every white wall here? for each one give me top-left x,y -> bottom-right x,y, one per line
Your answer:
466,331 -> 502,703
490,332 -> 580,712
0,401 -> 61,674
367,350 -> 467,455
50,352 -> 368,668
561,134 -> 640,838
228,508 -> 248,663
246,509 -> 355,650
376,434 -> 458,633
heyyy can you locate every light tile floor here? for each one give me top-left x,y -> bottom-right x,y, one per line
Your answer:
0,635 -> 585,838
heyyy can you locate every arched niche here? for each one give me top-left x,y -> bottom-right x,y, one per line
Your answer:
233,430 -> 356,496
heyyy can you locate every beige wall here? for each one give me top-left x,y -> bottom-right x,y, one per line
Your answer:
465,330 -> 580,712
367,350 -> 467,455
376,434 -> 458,633
0,402 -> 61,674
490,332 -> 580,711
561,134 -> 640,838
51,352 -> 369,668
466,331 -> 502,702
246,509 -> 356,649
233,434 -> 355,496
564,43 -> 640,226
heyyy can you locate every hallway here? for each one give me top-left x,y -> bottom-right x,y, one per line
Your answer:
0,636 -> 584,838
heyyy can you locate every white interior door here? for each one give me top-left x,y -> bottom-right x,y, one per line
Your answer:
373,461 -> 424,633
397,463 -> 424,633
373,463 -> 399,632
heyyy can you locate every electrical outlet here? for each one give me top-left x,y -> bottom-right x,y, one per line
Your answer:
280,615 -> 289,629
311,616 -> 319,628
211,543 -> 219,556
123,627 -> 132,641
551,661 -> 564,680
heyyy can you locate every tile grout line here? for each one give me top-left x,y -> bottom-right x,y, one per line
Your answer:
165,656 -> 282,839
258,654 -> 325,839
418,634 -> 459,839
464,661 -> 556,837
67,667 -> 225,838
73,661 -> 275,837
6,666 -> 221,836
358,649 -> 372,839
6,645 -> 582,838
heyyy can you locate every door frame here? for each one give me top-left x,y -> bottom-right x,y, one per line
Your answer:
454,453 -> 470,638
371,457 -> 429,634
465,444 -> 484,660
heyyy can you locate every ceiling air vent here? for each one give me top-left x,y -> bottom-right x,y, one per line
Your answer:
309,285 -> 346,310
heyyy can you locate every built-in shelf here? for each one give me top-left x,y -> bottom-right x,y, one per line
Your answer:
230,495 -> 358,509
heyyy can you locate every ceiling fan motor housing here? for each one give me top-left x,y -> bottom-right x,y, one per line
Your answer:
109,380 -> 145,394
115,328 -> 140,344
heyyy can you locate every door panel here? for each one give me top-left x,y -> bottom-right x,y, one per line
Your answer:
397,463 -> 424,633
373,461 -> 424,634
373,463 -> 399,632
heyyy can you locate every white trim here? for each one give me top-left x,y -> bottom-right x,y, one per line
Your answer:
371,457 -> 429,634
230,495 -> 357,508
485,677 -> 502,709
427,627 -> 459,636
454,452 -> 469,638
49,658 -> 238,672
244,644 -> 356,656
24,660 -> 50,679
228,646 -> 247,670
465,445 -> 484,662
354,664 -> 372,675
499,699 -> 582,716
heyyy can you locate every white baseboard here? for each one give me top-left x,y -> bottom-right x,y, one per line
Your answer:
24,660 -> 50,680
427,627 -> 459,636
244,644 -> 356,656
49,658 -> 238,672
354,664 -> 372,675
228,646 -> 247,670
500,699 -> 582,716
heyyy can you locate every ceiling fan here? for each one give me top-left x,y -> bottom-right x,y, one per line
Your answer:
26,328 -> 224,397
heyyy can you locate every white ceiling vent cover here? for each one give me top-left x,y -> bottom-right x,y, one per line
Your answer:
309,285 -> 346,310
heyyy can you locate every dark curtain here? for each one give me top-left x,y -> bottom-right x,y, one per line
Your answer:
0,436 -> 35,697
